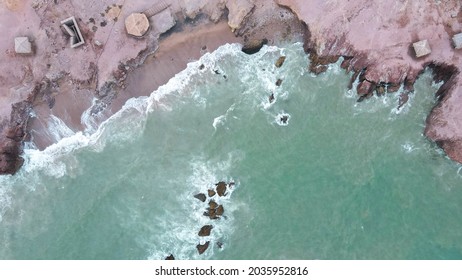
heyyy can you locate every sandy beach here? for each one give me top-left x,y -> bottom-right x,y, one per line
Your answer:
1,0 -> 462,174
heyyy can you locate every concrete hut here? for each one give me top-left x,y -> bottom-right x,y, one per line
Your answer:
412,39 -> 431,58
453,33 -> 462,49
14,37 -> 32,54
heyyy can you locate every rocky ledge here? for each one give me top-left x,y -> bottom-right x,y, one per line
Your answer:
277,0 -> 462,163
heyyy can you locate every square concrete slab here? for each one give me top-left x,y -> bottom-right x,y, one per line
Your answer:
453,33 -> 462,49
413,39 -> 431,58
14,37 -> 32,54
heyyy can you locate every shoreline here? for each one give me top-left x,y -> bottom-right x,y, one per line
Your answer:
1,0 -> 462,175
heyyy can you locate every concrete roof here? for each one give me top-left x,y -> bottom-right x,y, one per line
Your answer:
412,39 -> 431,58
453,33 -> 462,49
14,37 -> 32,54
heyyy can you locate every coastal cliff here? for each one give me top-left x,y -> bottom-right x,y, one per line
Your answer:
1,0 -> 462,174
277,0 -> 462,162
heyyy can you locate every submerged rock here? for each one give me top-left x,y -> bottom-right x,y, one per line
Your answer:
198,225 -> 213,236
197,241 -> 210,255
194,193 -> 207,202
216,181 -> 227,196
275,56 -> 286,68
241,38 -> 268,54
276,79 -> 283,86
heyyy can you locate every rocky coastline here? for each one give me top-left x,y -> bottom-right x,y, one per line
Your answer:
1,0 -> 462,175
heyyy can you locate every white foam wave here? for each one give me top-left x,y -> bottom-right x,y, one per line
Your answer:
275,112 -> 291,126
47,115 -> 75,142
212,103 -> 236,130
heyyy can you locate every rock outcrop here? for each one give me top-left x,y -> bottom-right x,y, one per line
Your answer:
0,101 -> 30,175
277,0 -> 462,162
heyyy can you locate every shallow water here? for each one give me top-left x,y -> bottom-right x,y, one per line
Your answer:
1,43 -> 462,259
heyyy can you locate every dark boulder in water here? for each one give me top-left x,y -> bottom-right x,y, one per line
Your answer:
209,200 -> 218,209
208,189 -> 216,197
275,56 -> 286,68
398,92 -> 409,109
205,208 -> 219,219
194,193 -> 206,202
269,93 -> 275,103
198,225 -> 213,236
216,181 -> 227,196
197,241 -> 210,255
216,205 -> 224,216
280,115 -> 289,124
165,254 -> 175,260
241,38 -> 268,55
216,241 -> 223,249
276,79 -> 283,86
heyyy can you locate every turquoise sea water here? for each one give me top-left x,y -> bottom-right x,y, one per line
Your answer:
1,42 -> 462,259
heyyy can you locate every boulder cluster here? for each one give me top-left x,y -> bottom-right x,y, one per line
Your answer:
164,180 -> 234,260
193,180 -> 234,255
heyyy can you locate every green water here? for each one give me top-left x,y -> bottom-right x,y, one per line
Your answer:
1,43 -> 462,259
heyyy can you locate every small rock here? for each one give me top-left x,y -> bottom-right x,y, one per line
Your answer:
194,193 -> 206,202
209,200 -> 218,209
165,254 -> 175,260
208,189 -> 216,197
387,83 -> 401,93
216,241 -> 223,249
376,84 -> 386,96
269,93 -> 275,103
357,80 -> 374,96
276,79 -> 283,86
229,182 -> 235,188
198,225 -> 213,236
280,115 -> 289,124
205,208 -> 219,219
216,205 -> 224,216
199,64 -> 205,70
241,38 -> 268,55
398,92 -> 409,109
275,56 -> 286,68
216,181 -> 227,196
197,241 -> 210,255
